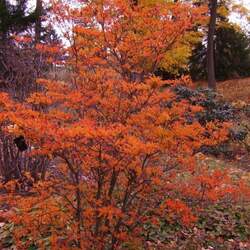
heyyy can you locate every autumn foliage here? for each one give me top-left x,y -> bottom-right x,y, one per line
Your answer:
0,1 -> 249,249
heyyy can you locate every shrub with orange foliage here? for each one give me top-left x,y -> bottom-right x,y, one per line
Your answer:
0,1 -> 249,249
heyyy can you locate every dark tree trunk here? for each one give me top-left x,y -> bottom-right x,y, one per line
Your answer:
0,0 -> 9,41
35,0 -> 42,43
207,0 -> 217,90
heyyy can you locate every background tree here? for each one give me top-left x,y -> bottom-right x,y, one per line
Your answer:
153,0 -> 250,86
190,24 -> 250,81
0,0 -> 60,184
204,0 -> 250,88
0,0 -> 38,41
146,0 -> 207,79
207,0 -> 217,89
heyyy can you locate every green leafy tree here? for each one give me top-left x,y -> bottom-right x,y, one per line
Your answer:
190,24 -> 250,81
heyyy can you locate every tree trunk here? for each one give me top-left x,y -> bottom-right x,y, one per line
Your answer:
35,0 -> 42,43
0,0 -> 8,41
207,0 -> 217,90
